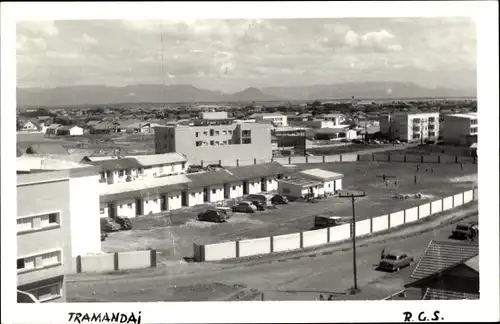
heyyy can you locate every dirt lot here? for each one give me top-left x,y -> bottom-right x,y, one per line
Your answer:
17,132 -> 154,155
101,161 -> 477,264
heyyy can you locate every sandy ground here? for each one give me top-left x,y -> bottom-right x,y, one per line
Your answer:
101,161 -> 477,263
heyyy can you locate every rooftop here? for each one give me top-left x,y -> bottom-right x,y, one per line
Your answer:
17,156 -> 91,172
410,240 -> 479,280
90,158 -> 144,171
185,169 -> 239,189
447,112 -> 478,119
250,113 -> 284,118
125,153 -> 187,166
299,168 -> 344,181
228,162 -> 292,180
278,175 -> 323,187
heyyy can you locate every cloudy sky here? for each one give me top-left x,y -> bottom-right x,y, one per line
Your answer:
16,18 -> 477,92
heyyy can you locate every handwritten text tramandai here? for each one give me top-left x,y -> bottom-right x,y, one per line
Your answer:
68,312 -> 142,324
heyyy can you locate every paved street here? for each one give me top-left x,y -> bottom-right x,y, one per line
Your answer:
68,204 -> 477,302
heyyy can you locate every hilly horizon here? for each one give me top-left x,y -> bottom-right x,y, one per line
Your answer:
16,82 -> 477,107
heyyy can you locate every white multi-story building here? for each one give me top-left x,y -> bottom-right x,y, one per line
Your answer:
17,162 -> 102,302
379,112 -> 440,142
250,113 -> 288,127
442,112 -> 478,146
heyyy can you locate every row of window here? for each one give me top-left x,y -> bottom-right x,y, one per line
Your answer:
196,129 -> 234,137
412,132 -> 436,139
17,213 -> 60,233
17,250 -> 62,272
100,164 -> 186,180
470,119 -> 478,125
196,140 -> 232,147
26,282 -> 62,303
470,127 -> 478,134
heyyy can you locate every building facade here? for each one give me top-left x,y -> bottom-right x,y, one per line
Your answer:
250,113 -> 288,127
17,167 -> 101,303
379,112 -> 440,142
442,113 -> 478,146
154,121 -> 273,165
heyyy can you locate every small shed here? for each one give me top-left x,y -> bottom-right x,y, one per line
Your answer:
278,168 -> 344,198
56,125 -> 84,136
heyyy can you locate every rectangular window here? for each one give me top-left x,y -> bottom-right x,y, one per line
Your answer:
222,130 -> 227,135
470,127 -> 478,133
243,138 -> 252,144
119,205 -> 123,209
470,119 -> 477,125
215,130 -> 220,136
228,130 -> 233,134
210,140 -> 215,146
127,203 -> 132,208
196,141 -> 203,147
195,132 -> 200,137
17,250 -> 61,273
428,117 -> 435,122
119,170 -> 125,177
28,282 -> 62,302
191,193 -> 196,197
215,141 -> 220,145
17,212 -> 61,233
212,189 -> 217,194
242,130 -> 251,137
182,162 -> 186,169
125,169 -> 131,175
210,129 -> 215,136
203,131 -> 208,136
153,199 -> 158,203
428,132 -> 435,137
100,208 -> 105,214
232,186 -> 236,190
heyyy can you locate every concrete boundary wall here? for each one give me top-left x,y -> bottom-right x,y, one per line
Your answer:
423,155 -> 439,163
329,224 -> 351,242
430,200 -> 442,215
442,196 -> 454,211
192,189 -> 476,262
204,241 -> 237,261
453,193 -> 464,207
463,190 -> 473,204
356,219 -> 371,236
74,250 -> 156,273
372,215 -> 389,232
405,207 -> 419,223
390,155 -> 405,162
390,211 -> 405,227
419,203 -> 431,218
302,229 -> 328,248
273,233 -> 301,253
238,237 -> 271,258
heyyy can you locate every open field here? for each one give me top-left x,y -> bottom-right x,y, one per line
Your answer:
17,132 -> 154,155
307,143 -> 389,155
101,161 -> 477,263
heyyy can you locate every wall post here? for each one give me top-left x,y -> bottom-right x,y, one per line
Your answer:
438,155 -> 441,164
322,155 -> 326,163
236,159 -> 239,167
455,156 -> 458,164
417,205 -> 420,219
150,249 -> 157,268
235,241 -> 240,258
288,156 -> 291,164
404,155 -> 407,163
113,252 -> 120,271
306,156 -> 309,163
403,209 -> 407,223
420,156 -> 424,163
299,232 -> 304,249
76,255 -> 82,274
340,155 -> 343,162
270,236 -> 274,253
254,158 -> 257,165
388,155 -> 391,162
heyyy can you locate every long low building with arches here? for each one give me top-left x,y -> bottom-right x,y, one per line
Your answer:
99,162 -> 293,218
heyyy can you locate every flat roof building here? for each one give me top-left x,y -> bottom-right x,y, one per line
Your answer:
17,165 -> 101,303
379,112 -> 440,142
154,120 -> 273,165
442,112 -> 478,146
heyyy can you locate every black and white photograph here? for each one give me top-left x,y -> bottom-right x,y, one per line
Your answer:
1,1 -> 498,323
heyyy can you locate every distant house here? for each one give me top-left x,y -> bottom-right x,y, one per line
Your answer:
18,120 -> 42,133
45,124 -> 62,136
56,125 -> 84,136
126,122 -> 152,134
89,122 -> 115,134
86,120 -> 101,128
25,143 -> 69,155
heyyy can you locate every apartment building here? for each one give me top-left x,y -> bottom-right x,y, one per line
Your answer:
316,113 -> 345,126
199,111 -> 228,120
442,112 -> 478,146
17,166 -> 101,302
250,112 -> 288,127
379,112 -> 440,142
154,120 -> 273,165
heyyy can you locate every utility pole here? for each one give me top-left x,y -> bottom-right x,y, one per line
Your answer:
337,190 -> 366,294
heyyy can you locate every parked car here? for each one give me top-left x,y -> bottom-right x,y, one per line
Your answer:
197,209 -> 230,223
271,194 -> 289,205
249,200 -> 267,211
232,201 -> 258,213
114,216 -> 132,230
187,165 -> 203,173
314,216 -> 348,229
215,206 -> 234,218
452,222 -> 478,240
100,232 -> 108,241
378,250 -> 414,272
100,217 -> 121,233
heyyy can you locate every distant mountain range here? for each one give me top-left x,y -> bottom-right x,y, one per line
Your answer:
16,82 -> 476,107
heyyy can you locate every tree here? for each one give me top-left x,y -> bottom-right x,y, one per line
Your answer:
312,100 -> 322,109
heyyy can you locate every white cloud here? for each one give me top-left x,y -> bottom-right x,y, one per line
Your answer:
388,44 -> 403,51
